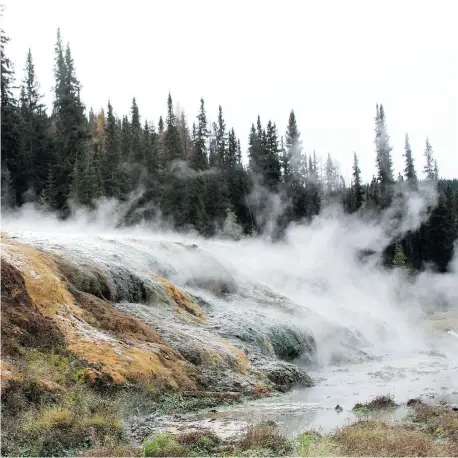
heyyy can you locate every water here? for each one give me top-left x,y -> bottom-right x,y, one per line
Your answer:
136,346 -> 458,440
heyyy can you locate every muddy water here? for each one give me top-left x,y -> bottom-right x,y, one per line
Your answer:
133,334 -> 458,441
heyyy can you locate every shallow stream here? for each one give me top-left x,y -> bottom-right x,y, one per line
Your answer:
130,339 -> 458,441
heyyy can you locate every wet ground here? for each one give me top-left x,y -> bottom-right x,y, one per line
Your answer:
129,334 -> 458,442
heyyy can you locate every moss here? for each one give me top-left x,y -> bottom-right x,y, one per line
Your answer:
267,324 -> 316,362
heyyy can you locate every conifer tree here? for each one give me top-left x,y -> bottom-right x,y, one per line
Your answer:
403,133 -> 417,188
374,104 -> 394,210
1,20 -> 23,205
52,30 -> 87,211
264,121 -> 281,191
352,152 -> 364,211
164,92 -> 183,163
190,98 -> 209,171
130,97 -> 142,164
393,243 -> 407,267
423,138 -> 435,180
215,105 -> 227,166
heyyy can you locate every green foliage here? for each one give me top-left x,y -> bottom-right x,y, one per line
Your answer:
297,432 -> 312,456
393,243 -> 407,268
142,434 -> 187,457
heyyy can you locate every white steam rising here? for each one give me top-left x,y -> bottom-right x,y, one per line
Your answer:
2,181 -> 457,365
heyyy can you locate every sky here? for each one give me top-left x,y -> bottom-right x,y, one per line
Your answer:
2,0 -> 457,183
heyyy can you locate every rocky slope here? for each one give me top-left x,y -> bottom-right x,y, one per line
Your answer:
1,231 -> 371,455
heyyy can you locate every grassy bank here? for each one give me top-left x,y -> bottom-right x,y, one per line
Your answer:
133,397 -> 458,458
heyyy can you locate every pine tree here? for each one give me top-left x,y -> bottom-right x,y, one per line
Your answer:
101,101 -> 121,197
352,152 -> 364,211
130,97 -> 142,163
393,243 -> 407,267
284,110 -> 302,179
1,19 -> 23,205
164,92 -> 183,164
222,208 -> 243,240
190,98 -> 208,171
375,104 -> 394,208
283,111 -> 308,221
264,121 -> 281,191
52,30 -> 87,211
19,49 -> 51,197
403,133 -> 417,188
434,160 -> 439,181
177,110 -> 193,159
423,138 -> 435,180
1,167 -> 17,209
215,105 -> 227,166
37,166 -> 57,210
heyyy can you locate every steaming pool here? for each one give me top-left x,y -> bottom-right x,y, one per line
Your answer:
130,339 -> 458,441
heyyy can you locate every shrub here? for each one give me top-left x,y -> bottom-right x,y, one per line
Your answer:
353,394 -> 397,411
237,422 -> 292,455
142,433 -> 188,457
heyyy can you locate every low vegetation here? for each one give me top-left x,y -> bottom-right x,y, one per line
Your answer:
135,400 -> 458,458
352,393 -> 398,412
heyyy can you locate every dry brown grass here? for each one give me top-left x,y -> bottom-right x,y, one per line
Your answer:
154,275 -> 206,321
330,419 -> 453,457
77,444 -> 141,457
411,402 -> 458,443
353,393 -> 397,411
236,422 -> 293,455
1,241 -> 201,389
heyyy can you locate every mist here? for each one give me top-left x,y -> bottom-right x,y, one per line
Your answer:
3,177 -> 457,368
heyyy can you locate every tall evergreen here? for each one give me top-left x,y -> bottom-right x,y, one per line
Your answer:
164,92 -> 183,163
264,121 -> 281,191
375,104 -> 394,208
352,152 -> 364,211
19,49 -> 51,198
423,138 -> 435,180
403,133 -> 417,188
52,30 -> 87,212
1,20 -> 22,206
190,98 -> 209,171
101,101 -> 121,197
215,105 -> 227,167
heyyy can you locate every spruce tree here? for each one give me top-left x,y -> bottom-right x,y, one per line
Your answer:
164,92 -> 183,163
352,152 -> 364,211
264,121 -> 281,191
101,101 -> 122,198
403,133 -> 417,188
19,49 -> 51,197
393,243 -> 407,267
52,31 -> 87,211
1,20 -> 23,205
423,138 -> 435,180
1,167 -> 16,209
374,104 -> 394,208
283,111 -> 308,221
215,105 -> 227,166
190,98 -> 209,171
130,97 -> 142,163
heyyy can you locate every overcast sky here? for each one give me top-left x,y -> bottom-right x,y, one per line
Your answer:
3,0 -> 457,182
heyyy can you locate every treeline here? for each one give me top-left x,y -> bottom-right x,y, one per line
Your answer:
1,28 -> 457,272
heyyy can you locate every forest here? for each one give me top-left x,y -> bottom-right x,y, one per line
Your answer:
1,27 -> 457,272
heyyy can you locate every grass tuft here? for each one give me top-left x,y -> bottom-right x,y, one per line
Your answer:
353,393 -> 397,412
142,433 -> 188,457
